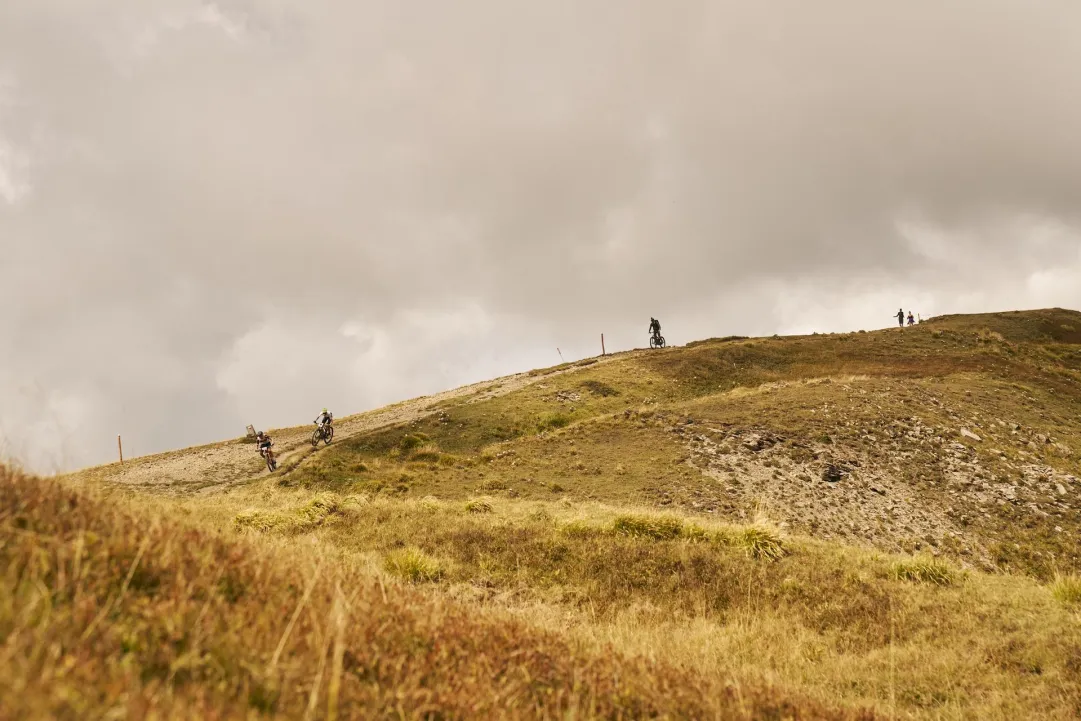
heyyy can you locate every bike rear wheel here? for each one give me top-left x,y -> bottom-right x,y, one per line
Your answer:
323,426 -> 334,445
658,335 -> 666,348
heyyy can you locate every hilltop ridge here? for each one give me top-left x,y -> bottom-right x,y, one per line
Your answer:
27,307 -> 1081,719
71,307 -> 1081,577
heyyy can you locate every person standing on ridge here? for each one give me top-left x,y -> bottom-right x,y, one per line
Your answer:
896,308 -> 905,328
907,311 -> 916,326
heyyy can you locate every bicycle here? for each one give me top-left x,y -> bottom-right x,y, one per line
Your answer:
259,443 -> 277,472
311,423 -> 335,447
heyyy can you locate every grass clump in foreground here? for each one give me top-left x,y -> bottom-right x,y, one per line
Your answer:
384,547 -> 445,583
1052,573 -> 1081,605
890,555 -> 958,586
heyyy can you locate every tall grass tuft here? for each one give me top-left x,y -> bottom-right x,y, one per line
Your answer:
890,555 -> 956,586
465,497 -> 494,514
717,526 -> 788,561
410,442 -> 442,462
234,509 -> 289,533
612,514 -> 684,540
384,547 -> 444,583
234,493 -> 345,534
1051,574 -> 1081,605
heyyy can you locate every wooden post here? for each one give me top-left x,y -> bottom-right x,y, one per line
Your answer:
118,435 -> 123,465
557,348 -> 564,362
601,334 -> 606,356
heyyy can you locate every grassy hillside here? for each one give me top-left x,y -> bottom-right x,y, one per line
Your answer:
14,308 -> 1081,719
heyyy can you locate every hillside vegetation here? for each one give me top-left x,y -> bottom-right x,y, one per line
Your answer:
8,308 -> 1081,719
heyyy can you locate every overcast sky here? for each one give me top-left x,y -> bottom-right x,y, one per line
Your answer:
3,1 -> 1081,471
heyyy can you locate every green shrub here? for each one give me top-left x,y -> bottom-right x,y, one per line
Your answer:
384,547 -> 444,583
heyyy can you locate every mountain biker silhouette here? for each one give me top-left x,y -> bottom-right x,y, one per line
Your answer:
649,317 -> 661,337
314,408 -> 333,428
255,430 -> 276,470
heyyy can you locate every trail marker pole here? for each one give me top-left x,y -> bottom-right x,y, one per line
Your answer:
557,348 -> 564,363
118,435 -> 123,465
601,334 -> 606,356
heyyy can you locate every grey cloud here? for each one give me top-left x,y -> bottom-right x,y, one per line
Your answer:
3,0 -> 1081,469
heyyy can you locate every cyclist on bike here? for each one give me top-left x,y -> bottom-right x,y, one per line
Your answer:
314,408 -> 333,429
649,317 -> 661,339
256,431 -> 272,456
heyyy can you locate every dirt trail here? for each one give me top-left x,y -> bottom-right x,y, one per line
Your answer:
69,356 -> 626,496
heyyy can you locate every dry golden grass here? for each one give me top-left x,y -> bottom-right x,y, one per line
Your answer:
1052,573 -> 1081,606
1,466 -> 867,720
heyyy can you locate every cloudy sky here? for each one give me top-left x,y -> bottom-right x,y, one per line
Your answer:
3,1 -> 1081,471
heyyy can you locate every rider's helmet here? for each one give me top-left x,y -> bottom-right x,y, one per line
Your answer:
322,408 -> 327,413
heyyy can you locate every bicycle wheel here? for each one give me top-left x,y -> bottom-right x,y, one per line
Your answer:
311,429 -> 321,447
266,454 -> 275,472
650,336 -> 658,349
323,426 -> 334,445
658,336 -> 666,348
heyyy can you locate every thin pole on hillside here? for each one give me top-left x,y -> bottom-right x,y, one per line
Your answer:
557,348 -> 564,363
601,333 -> 606,356
118,434 -> 123,465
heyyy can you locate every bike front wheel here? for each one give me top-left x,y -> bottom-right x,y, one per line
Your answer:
311,429 -> 322,447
